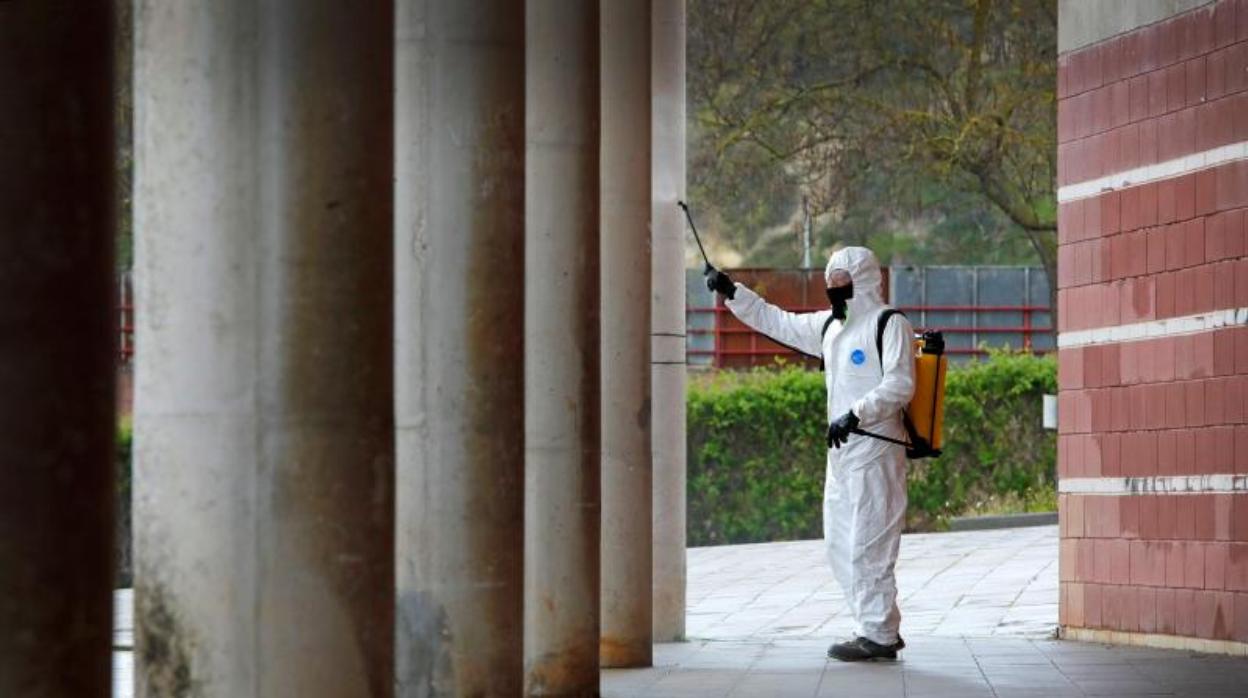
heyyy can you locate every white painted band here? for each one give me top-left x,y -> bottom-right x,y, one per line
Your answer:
1056,307 -> 1248,348
1058,140 -> 1248,203
1059,474 -> 1248,495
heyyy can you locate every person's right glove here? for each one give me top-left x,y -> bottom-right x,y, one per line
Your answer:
826,410 -> 860,449
705,268 -> 736,299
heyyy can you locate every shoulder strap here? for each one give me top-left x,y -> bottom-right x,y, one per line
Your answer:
875,308 -> 903,371
820,313 -> 837,340
817,313 -> 838,372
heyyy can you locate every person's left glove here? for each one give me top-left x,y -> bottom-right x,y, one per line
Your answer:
826,410 -> 859,449
705,268 -> 736,299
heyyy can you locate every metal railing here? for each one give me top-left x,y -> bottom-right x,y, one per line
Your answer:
119,271 -> 134,364
116,270 -> 1052,368
688,302 -> 1053,368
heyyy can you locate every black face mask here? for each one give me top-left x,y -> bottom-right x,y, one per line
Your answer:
826,284 -> 853,320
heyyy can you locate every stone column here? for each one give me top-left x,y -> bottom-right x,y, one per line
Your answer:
0,2 -> 115,696
133,2 -> 394,696
600,0 -> 654,669
395,1 -> 525,695
651,0 -> 688,643
524,1 -> 602,694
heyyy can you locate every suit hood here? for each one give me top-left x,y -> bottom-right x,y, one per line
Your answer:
825,246 -> 885,315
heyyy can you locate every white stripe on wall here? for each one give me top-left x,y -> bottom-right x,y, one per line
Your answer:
1059,474 -> 1248,495
1058,140 -> 1248,203
1057,307 -> 1248,349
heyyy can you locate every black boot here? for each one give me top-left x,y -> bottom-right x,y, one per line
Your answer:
827,635 -> 905,662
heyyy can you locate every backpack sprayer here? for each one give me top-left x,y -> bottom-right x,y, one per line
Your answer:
849,317 -> 946,460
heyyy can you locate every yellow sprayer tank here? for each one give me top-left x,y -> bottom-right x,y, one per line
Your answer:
906,331 -> 947,458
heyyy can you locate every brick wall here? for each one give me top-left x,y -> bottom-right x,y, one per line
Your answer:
1057,0 -> 1248,651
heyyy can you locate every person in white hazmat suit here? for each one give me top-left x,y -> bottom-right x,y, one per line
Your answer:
706,246 -> 915,661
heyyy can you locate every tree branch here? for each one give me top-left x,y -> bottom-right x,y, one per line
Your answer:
963,0 -> 992,115
972,165 -> 1055,232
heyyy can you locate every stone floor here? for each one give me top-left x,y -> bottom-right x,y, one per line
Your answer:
112,525 -> 1248,697
602,634 -> 1248,697
682,525 -> 1059,641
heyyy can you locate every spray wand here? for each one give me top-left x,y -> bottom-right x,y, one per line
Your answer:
677,201 -> 715,274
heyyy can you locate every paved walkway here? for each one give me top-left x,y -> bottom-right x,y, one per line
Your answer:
112,525 -> 1248,696
683,525 -> 1059,641
603,634 -> 1248,697
603,525 -> 1248,697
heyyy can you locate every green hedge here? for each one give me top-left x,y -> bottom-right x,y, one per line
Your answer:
117,416 -> 132,587
687,351 -> 1057,545
112,353 -> 1056,569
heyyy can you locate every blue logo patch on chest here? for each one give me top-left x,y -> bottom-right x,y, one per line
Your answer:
850,349 -> 866,365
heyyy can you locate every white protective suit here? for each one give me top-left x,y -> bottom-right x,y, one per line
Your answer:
724,247 -> 915,645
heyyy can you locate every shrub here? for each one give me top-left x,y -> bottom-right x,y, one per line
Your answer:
117,416 -> 132,587
687,368 -> 827,545
687,351 -> 1056,545
908,351 -> 1057,529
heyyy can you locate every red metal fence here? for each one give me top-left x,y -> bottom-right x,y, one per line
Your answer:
116,268 -> 1052,370
119,271 -> 134,364
688,268 -> 1053,369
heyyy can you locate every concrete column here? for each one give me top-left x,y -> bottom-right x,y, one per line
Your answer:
395,1 -> 525,696
0,2 -> 115,696
524,1 -> 602,695
133,3 -> 393,696
650,0 -> 688,642
600,0 -> 654,670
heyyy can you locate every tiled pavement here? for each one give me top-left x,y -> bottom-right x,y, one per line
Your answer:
682,526 -> 1059,641
603,635 -> 1248,697
113,525 -> 1248,696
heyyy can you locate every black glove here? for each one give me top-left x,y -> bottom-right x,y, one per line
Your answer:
705,268 -> 736,299
826,410 -> 860,449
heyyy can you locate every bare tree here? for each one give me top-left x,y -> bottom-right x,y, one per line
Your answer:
690,0 -> 1057,303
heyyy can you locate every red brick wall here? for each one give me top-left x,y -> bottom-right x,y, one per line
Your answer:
1058,0 -> 1248,645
